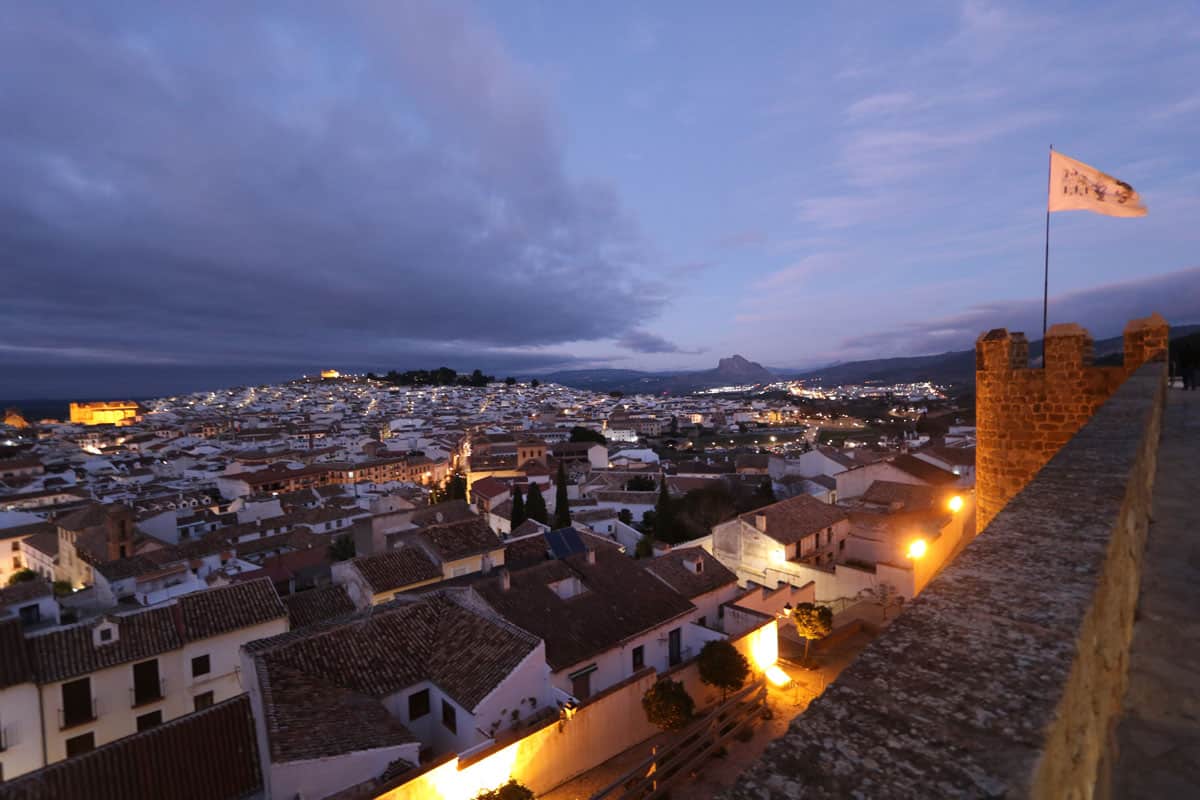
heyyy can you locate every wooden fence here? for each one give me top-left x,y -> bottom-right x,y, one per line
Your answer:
588,679 -> 768,800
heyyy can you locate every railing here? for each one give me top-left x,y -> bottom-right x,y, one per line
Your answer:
130,678 -> 167,708
59,699 -> 98,730
589,679 -> 768,800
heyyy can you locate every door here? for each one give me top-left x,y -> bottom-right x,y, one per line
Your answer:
133,659 -> 161,705
668,628 -> 682,666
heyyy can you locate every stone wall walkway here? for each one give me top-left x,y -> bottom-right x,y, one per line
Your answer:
1113,388 -> 1200,798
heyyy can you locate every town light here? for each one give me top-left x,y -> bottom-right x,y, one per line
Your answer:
907,539 -> 928,560
948,495 -> 964,513
765,664 -> 791,687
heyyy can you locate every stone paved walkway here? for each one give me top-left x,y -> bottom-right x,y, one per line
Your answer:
1113,388 -> 1200,798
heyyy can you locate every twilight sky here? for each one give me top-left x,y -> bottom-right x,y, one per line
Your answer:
3,1 -> 1199,395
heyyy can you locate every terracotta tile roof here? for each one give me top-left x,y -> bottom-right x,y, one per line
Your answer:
0,618 -> 33,689
259,663 -> 418,762
643,548 -> 737,599
410,500 -> 475,527
20,530 -> 59,557
176,578 -> 287,641
0,578 -> 52,608
283,585 -> 357,628
249,594 -> 539,760
0,696 -> 262,800
419,517 -> 502,561
53,502 -> 109,532
351,546 -> 442,594
861,480 -> 946,511
469,476 -> 508,499
26,579 -> 284,684
476,548 -> 695,672
737,494 -> 848,546
888,454 -> 959,486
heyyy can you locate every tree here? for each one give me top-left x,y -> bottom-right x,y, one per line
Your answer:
655,481 -> 677,543
6,568 -> 37,586
505,376 -> 517,386
642,678 -> 694,731
569,426 -> 606,445
858,583 -> 902,621
554,462 -> 571,528
618,508 -> 634,526
431,473 -> 469,504
525,483 -> 549,525
328,534 -> 356,562
625,475 -> 656,492
510,485 -> 526,528
698,640 -> 751,700
753,478 -> 777,507
634,535 -> 655,559
53,580 -> 73,597
474,780 -> 534,800
531,379 -> 540,388
792,602 -> 833,664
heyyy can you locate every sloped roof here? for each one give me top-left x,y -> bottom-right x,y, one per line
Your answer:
249,593 -> 540,760
476,547 -> 695,672
643,548 -> 737,599
351,546 -> 442,594
888,454 -> 959,486
0,618 -> 33,689
282,585 -> 357,628
0,696 -> 262,800
737,493 -> 848,546
419,517 -> 502,561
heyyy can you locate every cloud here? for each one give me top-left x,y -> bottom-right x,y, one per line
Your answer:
835,266 -> 1200,357
845,92 -> 918,119
615,329 -> 693,354
754,253 -> 845,289
0,1 -> 663,371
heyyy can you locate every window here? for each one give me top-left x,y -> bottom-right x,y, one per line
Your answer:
408,689 -> 430,720
65,732 -> 95,758
632,646 -> 645,671
99,628 -> 113,642
571,670 -> 592,700
191,654 -> 211,678
698,616 -> 707,628
136,710 -> 162,732
668,628 -> 683,666
839,540 -> 846,552
193,692 -> 214,711
61,677 -> 94,728
18,604 -> 40,627
132,659 -> 162,706
441,699 -> 457,734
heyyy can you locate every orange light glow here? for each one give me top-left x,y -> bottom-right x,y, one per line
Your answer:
906,539 -> 928,560
765,664 -> 791,687
948,495 -> 964,513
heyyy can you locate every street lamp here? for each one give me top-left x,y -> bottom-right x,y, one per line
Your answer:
948,495 -> 964,513
906,539 -> 927,560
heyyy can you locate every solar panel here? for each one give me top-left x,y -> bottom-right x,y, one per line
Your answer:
545,527 -> 585,559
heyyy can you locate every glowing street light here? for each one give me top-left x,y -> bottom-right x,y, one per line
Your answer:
906,539 -> 928,560
948,495 -> 964,513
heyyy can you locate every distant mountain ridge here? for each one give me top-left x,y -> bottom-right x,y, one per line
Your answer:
545,326 -> 1200,393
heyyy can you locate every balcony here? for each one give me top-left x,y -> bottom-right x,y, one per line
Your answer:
130,678 -> 167,708
58,699 -> 98,730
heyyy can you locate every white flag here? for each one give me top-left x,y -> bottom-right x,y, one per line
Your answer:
1048,151 -> 1147,217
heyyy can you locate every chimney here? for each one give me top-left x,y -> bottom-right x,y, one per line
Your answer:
755,513 -> 767,532
585,547 -> 596,565
499,568 -> 511,591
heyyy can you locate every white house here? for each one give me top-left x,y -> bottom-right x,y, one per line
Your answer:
241,591 -> 551,800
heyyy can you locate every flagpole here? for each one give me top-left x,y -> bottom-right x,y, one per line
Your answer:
1043,145 -> 1053,348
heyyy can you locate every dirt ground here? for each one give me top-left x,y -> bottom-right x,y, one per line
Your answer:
539,629 -> 877,800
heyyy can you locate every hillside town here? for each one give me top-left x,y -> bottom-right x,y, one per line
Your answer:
0,373 -> 973,798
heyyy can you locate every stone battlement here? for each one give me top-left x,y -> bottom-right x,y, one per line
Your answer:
975,314 -> 1167,530
722,359 -> 1170,800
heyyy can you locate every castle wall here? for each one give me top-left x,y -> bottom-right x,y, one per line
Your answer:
975,314 -> 1167,531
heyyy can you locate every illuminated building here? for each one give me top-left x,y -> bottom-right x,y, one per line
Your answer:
68,401 -> 142,426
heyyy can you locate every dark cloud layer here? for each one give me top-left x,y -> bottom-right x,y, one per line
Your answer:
0,1 -> 661,375
837,266 -> 1200,358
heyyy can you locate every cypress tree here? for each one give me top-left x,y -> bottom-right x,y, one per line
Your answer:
655,480 -> 674,542
525,483 -> 549,525
511,485 -> 526,528
554,462 -> 571,529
